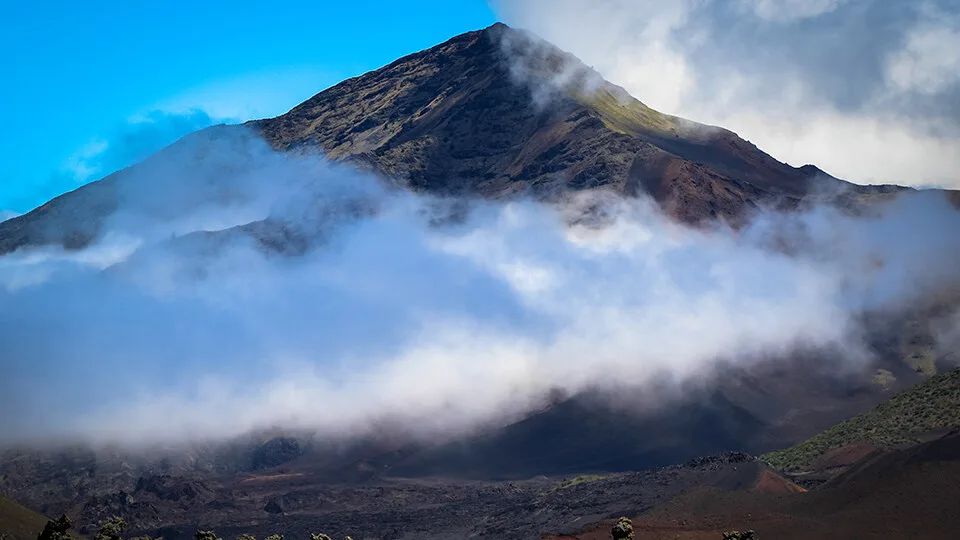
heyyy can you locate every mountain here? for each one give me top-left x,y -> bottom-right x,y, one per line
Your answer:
252,23 -> 859,210
1,17 -> 956,483
0,23 -> 925,257
3,21 -> 960,539
252,22 -> 914,224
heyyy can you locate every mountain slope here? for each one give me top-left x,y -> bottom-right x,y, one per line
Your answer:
348,349 -> 925,480
0,23 -> 926,257
0,496 -> 53,540
385,390 -> 766,479
762,367 -> 960,475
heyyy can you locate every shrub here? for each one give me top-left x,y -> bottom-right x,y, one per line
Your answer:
195,531 -> 222,540
611,516 -> 635,540
95,517 -> 127,540
38,515 -> 72,540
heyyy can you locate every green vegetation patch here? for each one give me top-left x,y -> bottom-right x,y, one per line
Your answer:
546,474 -> 608,494
904,347 -> 937,376
569,86 -> 679,135
762,368 -> 960,472
872,368 -> 896,388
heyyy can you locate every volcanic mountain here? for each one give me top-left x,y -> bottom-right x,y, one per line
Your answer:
0,23 -> 918,256
3,22 -> 960,538
251,23 -> 877,212
1,19 -> 956,471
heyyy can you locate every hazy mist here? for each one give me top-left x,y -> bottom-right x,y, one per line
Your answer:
1,125 -> 958,449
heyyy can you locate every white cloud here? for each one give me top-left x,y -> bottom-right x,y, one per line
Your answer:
62,139 -> 109,182
2,128 -> 959,446
694,109 -> 960,188
740,0 -> 848,22
492,0 -> 960,188
0,234 -> 141,292
887,21 -> 960,95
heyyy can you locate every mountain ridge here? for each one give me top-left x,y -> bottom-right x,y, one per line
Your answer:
249,22 -> 898,215
0,23 -> 937,257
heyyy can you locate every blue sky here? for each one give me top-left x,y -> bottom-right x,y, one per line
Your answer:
4,1 -> 957,217
0,0 -> 496,214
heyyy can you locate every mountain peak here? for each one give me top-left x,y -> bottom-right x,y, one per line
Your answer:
483,21 -> 511,33
251,24 -> 857,222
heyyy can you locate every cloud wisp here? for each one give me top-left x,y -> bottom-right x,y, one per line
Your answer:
1,126 -> 959,449
1,109 -> 225,217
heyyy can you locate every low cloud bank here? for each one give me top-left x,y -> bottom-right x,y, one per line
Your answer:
1,127 -> 959,448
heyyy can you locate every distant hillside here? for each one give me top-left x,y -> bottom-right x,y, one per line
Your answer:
762,367 -> 960,473
548,431 -> 960,539
0,496 -> 51,540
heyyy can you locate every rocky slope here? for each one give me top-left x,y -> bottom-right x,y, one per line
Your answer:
2,452 -> 789,540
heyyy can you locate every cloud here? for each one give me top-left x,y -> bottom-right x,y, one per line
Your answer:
1,126 -> 958,448
2,109 -> 226,217
491,0 -> 960,188
739,0 -> 848,22
3,67 -> 324,215
937,310 -> 960,366
886,16 -> 960,95
62,109 -> 221,184
62,140 -> 110,183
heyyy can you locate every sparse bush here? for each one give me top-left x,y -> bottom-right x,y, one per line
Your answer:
611,516 -> 634,540
195,531 -> 222,540
722,531 -> 756,539
236,535 -> 256,540
264,535 -> 283,540
38,515 -> 72,540
310,535 -> 331,540
95,516 -> 127,540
